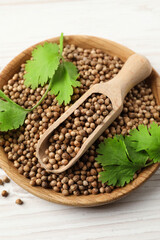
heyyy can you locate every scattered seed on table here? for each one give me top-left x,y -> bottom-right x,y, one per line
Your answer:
0,179 -> 3,185
1,190 -> 9,197
3,176 -> 10,183
15,199 -> 23,205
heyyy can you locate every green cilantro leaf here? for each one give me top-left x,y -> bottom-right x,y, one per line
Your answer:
24,42 -> 60,89
96,137 -> 129,166
50,61 -> 80,105
129,122 -> 160,163
124,136 -> 149,167
129,124 -> 150,151
96,135 -> 149,186
100,165 -> 138,187
0,90 -> 27,131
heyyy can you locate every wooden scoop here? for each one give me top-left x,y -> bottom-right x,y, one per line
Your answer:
36,54 -> 152,173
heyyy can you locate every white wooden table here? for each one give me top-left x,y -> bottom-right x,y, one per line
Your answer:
0,0 -> 160,239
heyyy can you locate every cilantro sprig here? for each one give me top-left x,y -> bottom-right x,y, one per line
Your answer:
24,32 -> 80,105
0,33 -> 80,132
96,122 -> 160,187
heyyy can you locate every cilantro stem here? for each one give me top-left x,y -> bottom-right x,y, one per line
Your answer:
145,161 -> 154,167
24,77 -> 53,112
59,32 -> 64,57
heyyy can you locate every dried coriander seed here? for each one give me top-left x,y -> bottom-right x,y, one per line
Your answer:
0,179 -> 3,185
3,176 -> 10,183
1,190 -> 9,197
15,199 -> 23,205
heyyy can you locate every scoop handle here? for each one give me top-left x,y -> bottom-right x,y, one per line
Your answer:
113,54 -> 152,100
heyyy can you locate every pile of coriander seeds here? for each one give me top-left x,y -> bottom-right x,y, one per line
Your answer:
44,94 -> 112,171
1,45 -> 160,196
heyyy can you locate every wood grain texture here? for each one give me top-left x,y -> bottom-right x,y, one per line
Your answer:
0,0 -> 160,239
0,35 -> 159,206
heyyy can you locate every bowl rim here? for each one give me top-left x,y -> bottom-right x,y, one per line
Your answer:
0,35 -> 159,207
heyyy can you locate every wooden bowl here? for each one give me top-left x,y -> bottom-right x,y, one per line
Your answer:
0,36 -> 159,207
